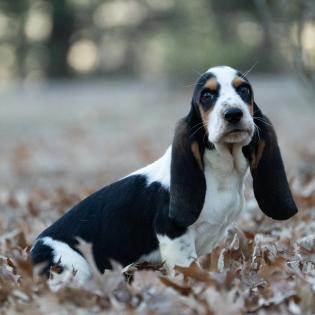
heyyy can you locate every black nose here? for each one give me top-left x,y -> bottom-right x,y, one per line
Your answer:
224,108 -> 243,124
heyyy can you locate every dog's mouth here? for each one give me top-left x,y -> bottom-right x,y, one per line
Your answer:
222,128 -> 252,144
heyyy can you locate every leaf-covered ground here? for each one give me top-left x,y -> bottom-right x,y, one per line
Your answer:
0,78 -> 315,314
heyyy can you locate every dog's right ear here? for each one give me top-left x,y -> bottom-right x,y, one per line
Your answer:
169,116 -> 207,227
243,103 -> 298,220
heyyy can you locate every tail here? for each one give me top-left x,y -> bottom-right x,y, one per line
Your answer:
30,239 -> 55,277
30,236 -> 91,291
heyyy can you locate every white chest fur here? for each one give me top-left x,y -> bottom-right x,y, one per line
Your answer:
138,144 -> 249,273
193,144 -> 249,256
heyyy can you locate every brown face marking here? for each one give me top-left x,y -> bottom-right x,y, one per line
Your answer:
198,78 -> 218,128
191,141 -> 203,170
251,141 -> 266,169
248,103 -> 254,115
232,75 -> 246,88
204,78 -> 218,91
198,104 -> 212,126
233,75 -> 254,115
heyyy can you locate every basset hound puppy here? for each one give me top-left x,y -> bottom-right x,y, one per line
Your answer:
31,66 -> 298,289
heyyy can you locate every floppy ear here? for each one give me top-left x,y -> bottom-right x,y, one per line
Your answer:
169,116 -> 207,227
243,103 -> 298,220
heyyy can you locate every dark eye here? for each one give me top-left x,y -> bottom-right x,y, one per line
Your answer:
238,85 -> 251,98
200,89 -> 215,107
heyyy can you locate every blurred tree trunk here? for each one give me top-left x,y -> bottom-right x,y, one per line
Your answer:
254,0 -> 278,68
46,0 -> 75,78
254,0 -> 315,91
0,1 -> 28,78
294,1 -> 315,89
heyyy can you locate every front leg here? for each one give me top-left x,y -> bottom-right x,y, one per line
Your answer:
157,228 -> 197,275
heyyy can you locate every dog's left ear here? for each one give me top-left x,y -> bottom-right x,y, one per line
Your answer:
243,103 -> 298,220
169,117 -> 207,227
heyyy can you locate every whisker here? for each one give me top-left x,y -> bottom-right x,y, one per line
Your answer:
184,82 -> 205,88
255,117 -> 273,127
190,122 -> 208,138
242,61 -> 259,78
191,121 -> 206,130
192,68 -> 204,77
185,68 -> 209,88
190,124 -> 207,138
255,119 -> 272,127
192,69 -> 209,82
254,123 -> 261,141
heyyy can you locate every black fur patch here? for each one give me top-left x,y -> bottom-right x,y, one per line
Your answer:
235,83 -> 253,104
168,105 -> 207,227
32,175 -> 171,272
192,72 -> 221,111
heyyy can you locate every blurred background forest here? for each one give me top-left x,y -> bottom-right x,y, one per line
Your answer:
0,0 -> 314,84
0,0 -> 314,189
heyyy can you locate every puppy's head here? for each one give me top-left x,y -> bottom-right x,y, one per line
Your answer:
192,66 -> 255,146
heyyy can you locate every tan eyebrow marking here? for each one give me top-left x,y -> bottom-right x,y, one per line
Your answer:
204,78 -> 218,91
198,78 -> 217,133
233,75 -> 254,112
232,76 -> 246,88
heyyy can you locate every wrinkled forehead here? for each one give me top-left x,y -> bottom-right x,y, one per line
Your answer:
193,66 -> 248,96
